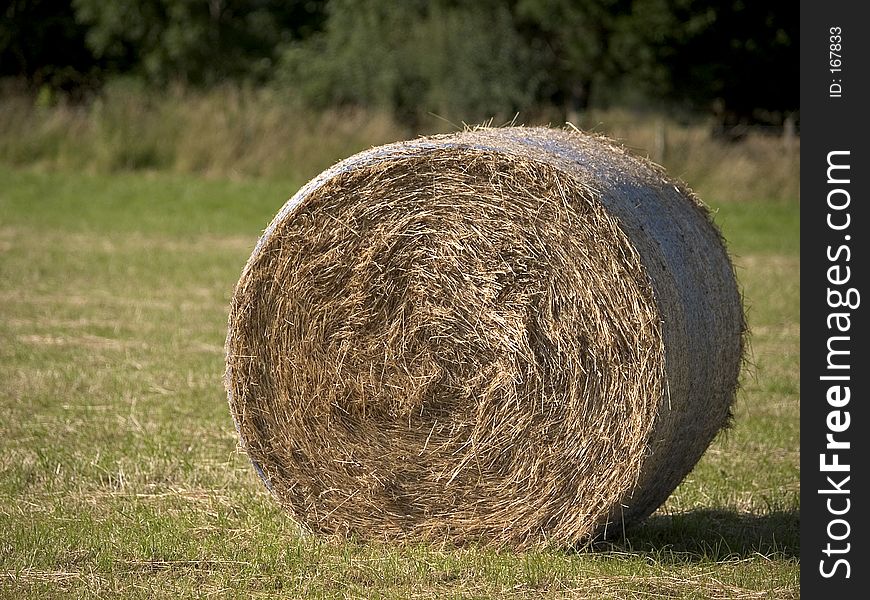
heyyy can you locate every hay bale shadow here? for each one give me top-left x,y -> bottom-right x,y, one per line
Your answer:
590,508 -> 799,561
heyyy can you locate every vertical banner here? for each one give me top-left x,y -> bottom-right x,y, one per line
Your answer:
801,1 -> 869,596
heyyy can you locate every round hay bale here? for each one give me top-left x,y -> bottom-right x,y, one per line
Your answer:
225,126 -> 745,547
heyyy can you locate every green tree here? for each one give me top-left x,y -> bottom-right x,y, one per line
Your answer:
657,0 -> 798,127
513,0 -> 635,116
1,0 -> 101,95
514,0 -> 796,125
72,0 -> 326,86
279,0 -> 539,124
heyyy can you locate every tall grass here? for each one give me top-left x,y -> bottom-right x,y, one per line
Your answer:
0,83 -> 404,184
1,84 -> 798,205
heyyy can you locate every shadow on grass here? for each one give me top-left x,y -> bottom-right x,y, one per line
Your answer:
589,508 -> 799,562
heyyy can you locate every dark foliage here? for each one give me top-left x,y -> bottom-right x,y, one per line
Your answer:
1,0 -> 797,125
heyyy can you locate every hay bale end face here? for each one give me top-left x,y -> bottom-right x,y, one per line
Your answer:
225,127 -> 745,547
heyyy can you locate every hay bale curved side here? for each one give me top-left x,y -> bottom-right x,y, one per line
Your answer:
471,127 -> 745,525
225,127 -> 745,547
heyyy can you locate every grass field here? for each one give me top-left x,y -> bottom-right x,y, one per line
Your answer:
0,160 -> 798,598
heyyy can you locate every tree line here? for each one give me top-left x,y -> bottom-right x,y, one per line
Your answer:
1,0 -> 797,128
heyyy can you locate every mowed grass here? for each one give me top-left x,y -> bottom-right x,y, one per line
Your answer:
0,164 -> 798,598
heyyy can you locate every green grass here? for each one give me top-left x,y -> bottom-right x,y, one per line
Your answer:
0,163 -> 798,598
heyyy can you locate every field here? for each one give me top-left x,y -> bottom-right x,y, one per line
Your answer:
0,130 -> 799,597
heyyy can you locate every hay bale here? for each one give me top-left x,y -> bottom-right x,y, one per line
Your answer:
225,126 -> 745,547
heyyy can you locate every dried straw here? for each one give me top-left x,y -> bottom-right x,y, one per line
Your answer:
225,126 -> 745,547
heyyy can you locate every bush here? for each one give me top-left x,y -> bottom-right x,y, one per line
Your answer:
278,0 -> 539,125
